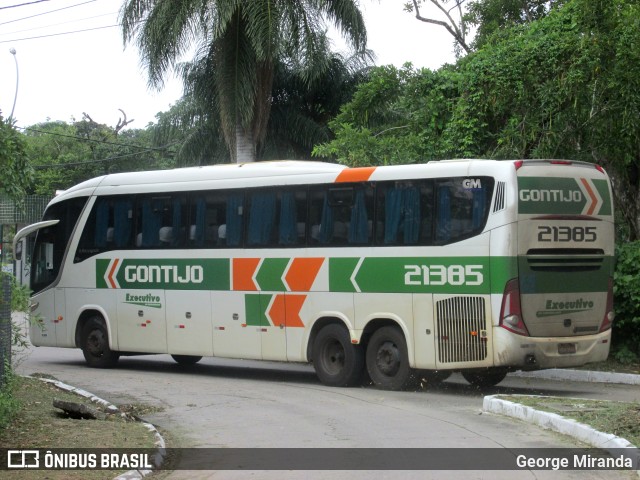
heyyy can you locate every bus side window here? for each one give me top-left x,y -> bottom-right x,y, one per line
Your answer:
348,187 -> 374,245
247,190 -> 277,246
378,181 -> 432,246
435,177 -> 494,244
133,195 -> 189,249
278,189 -> 307,246
76,196 -> 132,261
190,191 -> 243,248
309,188 -> 343,245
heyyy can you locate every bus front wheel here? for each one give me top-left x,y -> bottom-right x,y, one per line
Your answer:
312,324 -> 364,387
81,317 -> 120,368
366,326 -> 417,390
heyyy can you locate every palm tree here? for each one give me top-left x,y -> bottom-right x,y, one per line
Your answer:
120,0 -> 367,163
151,30 -> 373,166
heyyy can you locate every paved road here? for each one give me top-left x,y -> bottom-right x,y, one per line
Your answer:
14,344 -> 639,480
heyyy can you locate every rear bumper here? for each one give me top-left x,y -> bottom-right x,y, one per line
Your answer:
492,326 -> 611,370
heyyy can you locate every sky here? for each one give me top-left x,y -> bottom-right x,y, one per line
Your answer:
0,0 -> 458,131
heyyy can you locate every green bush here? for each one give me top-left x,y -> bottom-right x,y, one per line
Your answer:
0,365 -> 19,429
0,272 -> 31,428
612,242 -> 640,363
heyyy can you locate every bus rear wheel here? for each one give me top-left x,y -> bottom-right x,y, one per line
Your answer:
81,317 -> 120,368
366,326 -> 417,390
171,355 -> 202,366
462,368 -> 508,388
312,324 -> 364,387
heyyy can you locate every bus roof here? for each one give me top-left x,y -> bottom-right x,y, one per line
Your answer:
52,159 -> 608,204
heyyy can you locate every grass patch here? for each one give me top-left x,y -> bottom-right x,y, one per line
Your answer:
0,375 -> 162,479
499,395 -> 640,447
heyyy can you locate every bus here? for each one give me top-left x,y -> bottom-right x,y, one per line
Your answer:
13,159 -> 615,390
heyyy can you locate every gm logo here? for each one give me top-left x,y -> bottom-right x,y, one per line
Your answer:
7,450 -> 39,468
462,178 -> 482,189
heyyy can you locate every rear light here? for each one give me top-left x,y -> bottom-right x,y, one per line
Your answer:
595,165 -> 605,174
514,160 -> 524,170
550,160 -> 572,165
499,278 -> 529,336
599,277 -> 614,332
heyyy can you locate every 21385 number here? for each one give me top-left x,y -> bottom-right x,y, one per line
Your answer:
537,226 -> 596,242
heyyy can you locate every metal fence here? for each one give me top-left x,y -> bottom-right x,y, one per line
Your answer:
0,195 -> 52,224
0,275 -> 11,389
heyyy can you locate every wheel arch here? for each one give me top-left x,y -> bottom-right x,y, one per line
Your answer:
74,306 -> 115,350
305,316 -> 355,363
360,317 -> 415,367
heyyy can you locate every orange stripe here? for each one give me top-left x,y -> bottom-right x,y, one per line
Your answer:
269,294 -> 286,327
268,294 -> 306,328
108,258 -> 120,289
580,178 -> 598,215
285,258 -> 324,291
284,295 -> 306,328
335,166 -> 376,183
232,258 -> 260,291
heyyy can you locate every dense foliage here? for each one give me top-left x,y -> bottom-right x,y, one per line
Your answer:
24,118 -> 176,195
613,242 -> 640,362
0,112 -> 33,199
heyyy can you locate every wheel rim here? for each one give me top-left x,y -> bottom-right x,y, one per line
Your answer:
375,340 -> 401,376
321,338 -> 346,376
86,329 -> 106,358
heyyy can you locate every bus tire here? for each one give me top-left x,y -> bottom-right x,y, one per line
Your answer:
366,326 -> 417,391
462,368 -> 508,388
81,317 -> 120,368
312,324 -> 364,387
171,355 -> 202,365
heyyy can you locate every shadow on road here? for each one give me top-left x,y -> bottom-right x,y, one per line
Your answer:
25,349 -> 599,400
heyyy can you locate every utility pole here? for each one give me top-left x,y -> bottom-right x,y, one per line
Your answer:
9,48 -> 19,121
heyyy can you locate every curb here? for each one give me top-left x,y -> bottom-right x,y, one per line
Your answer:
483,394 -> 640,476
28,376 -> 166,480
509,369 -> 640,385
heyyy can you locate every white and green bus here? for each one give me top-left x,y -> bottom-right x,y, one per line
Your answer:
14,159 -> 615,389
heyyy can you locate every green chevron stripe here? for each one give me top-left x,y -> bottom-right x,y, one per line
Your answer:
244,294 -> 271,327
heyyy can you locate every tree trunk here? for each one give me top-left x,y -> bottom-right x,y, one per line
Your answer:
235,124 -> 256,163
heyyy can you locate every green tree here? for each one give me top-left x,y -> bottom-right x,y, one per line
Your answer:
24,118 -> 176,194
464,0 -> 565,49
313,64 -> 466,165
120,0 -> 367,163
0,112 -> 33,199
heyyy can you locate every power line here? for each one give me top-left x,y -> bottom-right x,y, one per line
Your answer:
0,0 -> 97,26
0,0 -> 51,10
0,23 -> 118,43
18,125 -> 169,152
0,11 -> 115,37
